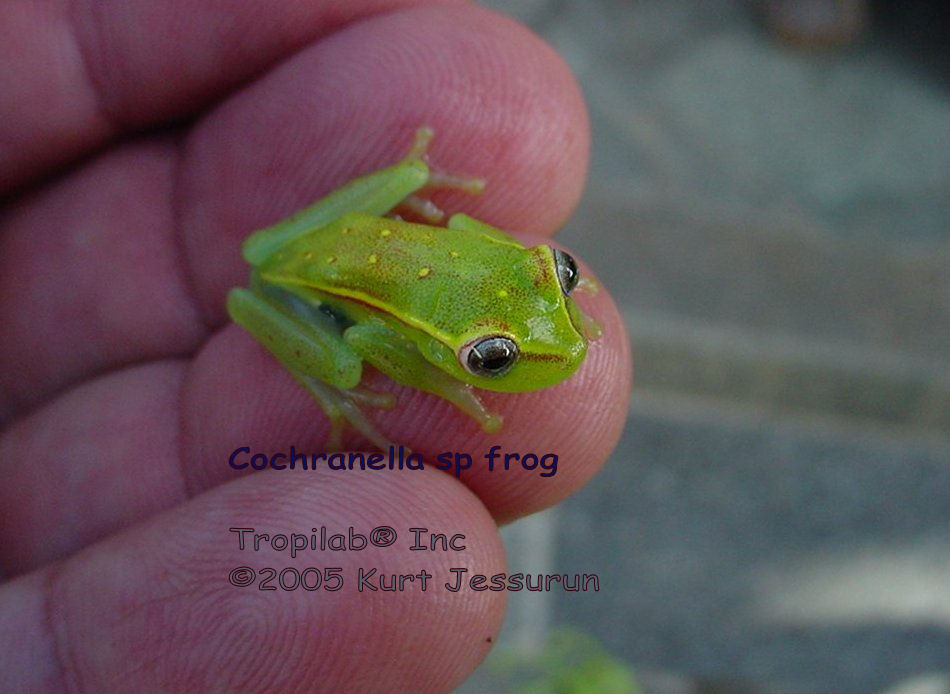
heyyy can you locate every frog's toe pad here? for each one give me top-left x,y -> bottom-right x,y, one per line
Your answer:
348,387 -> 397,410
401,194 -> 445,223
427,170 -> 486,195
481,413 -> 503,434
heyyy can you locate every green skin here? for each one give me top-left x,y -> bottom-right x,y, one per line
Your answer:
227,127 -> 595,450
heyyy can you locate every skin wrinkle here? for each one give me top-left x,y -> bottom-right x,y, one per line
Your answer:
169,357 -> 195,503
41,563 -> 72,694
177,356 -> 199,500
64,0 -> 116,133
168,134 -> 216,336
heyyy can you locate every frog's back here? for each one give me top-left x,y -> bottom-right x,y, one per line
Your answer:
257,212 -> 549,339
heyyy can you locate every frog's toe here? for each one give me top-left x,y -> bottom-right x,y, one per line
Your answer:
393,126 -> 484,223
348,386 -> 397,410
325,416 -> 345,453
335,396 -> 395,451
405,125 -> 435,161
401,194 -> 445,223
481,412 -> 504,434
577,276 -> 600,295
438,382 -> 504,434
299,375 -> 395,451
427,170 -> 486,195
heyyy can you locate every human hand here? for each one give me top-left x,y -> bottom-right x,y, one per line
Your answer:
0,2 -> 631,691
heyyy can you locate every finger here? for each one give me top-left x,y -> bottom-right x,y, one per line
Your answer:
0,245 -> 629,574
0,0 -> 457,193
0,361 -> 190,573
0,139 -> 207,423
0,3 -> 589,422
0,469 -> 506,692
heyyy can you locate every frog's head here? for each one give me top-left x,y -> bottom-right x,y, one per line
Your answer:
423,246 -> 594,393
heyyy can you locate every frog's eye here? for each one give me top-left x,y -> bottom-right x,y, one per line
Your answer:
553,249 -> 579,295
461,336 -> 519,377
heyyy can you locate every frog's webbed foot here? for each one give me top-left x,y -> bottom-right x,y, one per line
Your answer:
297,375 -> 395,452
395,126 -> 486,223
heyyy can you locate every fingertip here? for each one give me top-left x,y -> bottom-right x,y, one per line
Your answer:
32,469 -> 506,692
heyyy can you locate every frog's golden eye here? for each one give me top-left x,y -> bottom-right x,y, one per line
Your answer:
553,249 -> 579,295
461,336 -> 519,377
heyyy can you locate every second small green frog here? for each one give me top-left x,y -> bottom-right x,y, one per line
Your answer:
228,127 -> 599,450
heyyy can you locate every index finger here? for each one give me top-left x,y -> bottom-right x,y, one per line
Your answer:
0,0 -> 459,193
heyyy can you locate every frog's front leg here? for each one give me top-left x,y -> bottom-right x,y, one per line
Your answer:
242,126 -> 483,263
446,212 -> 521,245
344,322 -> 503,434
295,376 -> 395,452
226,288 -> 395,450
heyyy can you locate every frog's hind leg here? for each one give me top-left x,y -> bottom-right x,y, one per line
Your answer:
227,287 -> 396,451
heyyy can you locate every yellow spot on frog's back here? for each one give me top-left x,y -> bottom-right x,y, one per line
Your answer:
497,289 -> 508,299
379,228 -> 392,237
417,267 -> 431,278
368,254 -> 378,264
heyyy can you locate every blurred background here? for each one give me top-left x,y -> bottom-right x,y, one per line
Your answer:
461,1 -> 950,692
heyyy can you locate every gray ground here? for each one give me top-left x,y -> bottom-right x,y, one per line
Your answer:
463,1 -> 950,692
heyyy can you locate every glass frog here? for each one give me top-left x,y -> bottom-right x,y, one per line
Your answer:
227,127 -> 600,450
